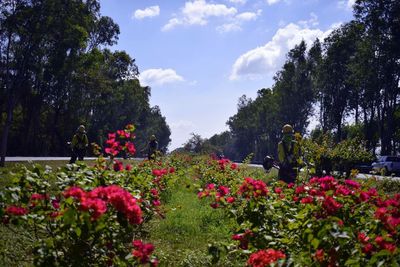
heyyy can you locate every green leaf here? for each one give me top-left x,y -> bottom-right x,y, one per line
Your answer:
311,238 -> 320,249
75,227 -> 82,237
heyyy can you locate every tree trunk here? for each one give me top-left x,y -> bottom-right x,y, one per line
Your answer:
0,96 -> 15,167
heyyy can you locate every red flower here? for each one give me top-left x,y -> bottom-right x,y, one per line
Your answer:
238,177 -> 268,198
210,203 -> 219,209
301,196 -> 313,204
152,169 -> 168,177
359,192 -> 370,202
125,164 -> 132,171
169,167 -> 175,173
247,249 -> 286,267
30,193 -> 49,201
52,199 -> 60,209
113,160 -> 124,172
274,187 -> 282,194
226,196 -> 235,203
295,185 -> 305,194
314,249 -> 324,262
362,243 -> 374,254
152,200 -> 161,206
322,196 -> 342,215
6,205 -> 28,216
132,240 -> 155,264
345,179 -> 360,189
63,186 -> 85,199
108,133 -> 116,140
218,186 -> 230,197
358,232 -> 370,244
125,142 -> 136,154
230,163 -> 238,170
206,183 -> 215,190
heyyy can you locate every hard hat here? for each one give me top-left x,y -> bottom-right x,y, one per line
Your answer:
77,125 -> 86,133
282,124 -> 294,134
150,135 -> 156,141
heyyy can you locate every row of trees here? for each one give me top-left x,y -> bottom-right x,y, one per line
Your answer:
190,0 -> 399,162
0,0 -> 171,166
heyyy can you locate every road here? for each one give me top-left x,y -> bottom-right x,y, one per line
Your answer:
244,163 -> 400,180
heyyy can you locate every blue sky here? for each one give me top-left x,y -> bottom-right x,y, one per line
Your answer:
99,0 -> 355,150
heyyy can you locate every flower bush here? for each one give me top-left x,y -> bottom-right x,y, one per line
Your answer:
197,156 -> 400,266
0,125 -> 183,266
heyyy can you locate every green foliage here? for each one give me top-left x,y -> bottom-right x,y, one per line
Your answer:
302,134 -> 374,176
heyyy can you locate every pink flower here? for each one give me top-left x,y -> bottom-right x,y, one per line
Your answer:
152,200 -> 161,206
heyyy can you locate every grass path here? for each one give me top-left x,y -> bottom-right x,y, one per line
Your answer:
147,183 -> 238,266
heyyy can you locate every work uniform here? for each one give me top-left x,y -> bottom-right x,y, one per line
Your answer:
70,132 -> 89,163
278,139 -> 300,183
147,139 -> 158,160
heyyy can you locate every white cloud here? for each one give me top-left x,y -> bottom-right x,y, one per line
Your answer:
133,6 -> 160,20
217,23 -> 242,33
236,10 -> 262,21
162,0 -> 237,31
228,0 -> 247,4
230,17 -> 334,80
139,68 -> 184,87
266,0 -> 282,5
338,0 -> 355,10
216,9 -> 262,33
298,12 -> 319,27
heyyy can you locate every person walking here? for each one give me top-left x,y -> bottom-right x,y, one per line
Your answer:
147,135 -> 159,160
277,124 -> 300,183
69,125 -> 89,164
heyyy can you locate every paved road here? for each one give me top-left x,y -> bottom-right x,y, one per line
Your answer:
245,163 -> 400,180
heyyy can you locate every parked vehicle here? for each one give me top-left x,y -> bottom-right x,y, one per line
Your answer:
371,156 -> 400,175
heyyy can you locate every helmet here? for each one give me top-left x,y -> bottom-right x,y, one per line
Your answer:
150,135 -> 156,141
282,124 -> 294,134
77,125 -> 86,133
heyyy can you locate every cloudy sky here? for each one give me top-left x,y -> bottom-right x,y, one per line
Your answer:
99,0 -> 355,150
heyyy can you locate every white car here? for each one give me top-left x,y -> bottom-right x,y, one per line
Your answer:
371,156 -> 400,175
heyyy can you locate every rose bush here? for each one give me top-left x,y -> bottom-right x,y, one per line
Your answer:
196,156 -> 400,266
0,125 -> 182,266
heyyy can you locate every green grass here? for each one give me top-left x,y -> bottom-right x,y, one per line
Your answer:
146,184 -> 241,267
